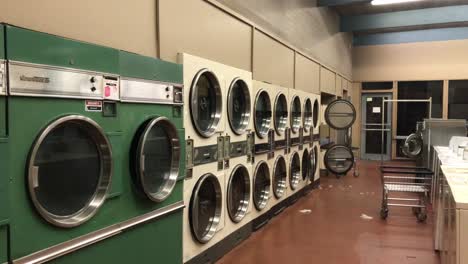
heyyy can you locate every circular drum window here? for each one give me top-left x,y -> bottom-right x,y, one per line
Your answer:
28,115 -> 112,228
254,90 -> 272,138
273,155 -> 287,199
313,99 -> 319,129
325,99 -> 356,130
310,146 -> 317,182
253,161 -> 271,211
274,93 -> 288,135
303,99 -> 313,132
190,69 -> 222,137
190,174 -> 222,243
227,165 -> 251,223
135,117 -> 180,202
313,145 -> 319,176
289,152 -> 300,190
302,149 -> 310,181
290,96 -> 301,133
324,145 -> 354,175
228,78 -> 251,135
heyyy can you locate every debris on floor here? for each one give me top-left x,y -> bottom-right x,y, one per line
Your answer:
299,209 -> 312,214
360,213 -> 373,220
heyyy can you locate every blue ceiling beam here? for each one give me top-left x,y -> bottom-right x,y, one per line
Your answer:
341,5 -> 468,32
318,0 -> 369,7
354,27 -> 468,46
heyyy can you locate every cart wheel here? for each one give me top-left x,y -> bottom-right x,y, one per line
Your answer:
380,208 -> 388,220
417,212 -> 427,222
412,207 -> 421,215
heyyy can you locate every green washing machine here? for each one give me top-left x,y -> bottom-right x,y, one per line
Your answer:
0,23 -> 9,264
115,51 -> 185,263
5,25 -> 125,263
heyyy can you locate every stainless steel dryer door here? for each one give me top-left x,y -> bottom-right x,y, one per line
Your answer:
28,115 -> 112,228
290,96 -> 302,133
313,98 -> 319,131
274,93 -> 288,135
190,173 -> 222,243
190,69 -> 222,137
227,78 -> 251,135
289,152 -> 301,190
135,117 -> 180,202
273,155 -> 287,199
227,164 -> 251,223
254,90 -> 272,138
303,98 -> 313,133
253,161 -> 271,211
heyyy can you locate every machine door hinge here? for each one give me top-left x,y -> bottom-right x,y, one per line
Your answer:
185,139 -> 194,179
217,135 -> 224,171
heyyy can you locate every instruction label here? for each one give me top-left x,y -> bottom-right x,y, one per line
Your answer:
85,100 -> 103,112
372,107 -> 381,113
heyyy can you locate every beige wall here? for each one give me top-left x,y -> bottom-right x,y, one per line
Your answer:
295,53 -> 320,94
1,0 -> 158,57
252,30 -> 295,87
1,0 -> 352,91
216,0 -> 353,78
159,0 -> 252,71
353,39 -> 468,81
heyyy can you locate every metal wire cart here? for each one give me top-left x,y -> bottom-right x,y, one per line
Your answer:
379,98 -> 433,222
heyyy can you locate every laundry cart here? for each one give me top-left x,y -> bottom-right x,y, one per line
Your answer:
380,165 -> 433,222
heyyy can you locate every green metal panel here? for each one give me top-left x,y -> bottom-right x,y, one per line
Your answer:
0,226 -> 7,264
5,25 -> 119,74
0,138 -> 8,223
0,97 -> 6,138
8,97 -> 124,260
51,211 -> 183,264
0,25 -> 5,59
119,51 -> 183,84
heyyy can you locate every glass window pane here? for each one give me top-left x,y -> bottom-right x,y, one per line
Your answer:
449,80 -> 468,120
397,81 -> 443,136
34,124 -> 100,216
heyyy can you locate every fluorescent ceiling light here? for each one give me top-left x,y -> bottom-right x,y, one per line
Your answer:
371,0 -> 424,5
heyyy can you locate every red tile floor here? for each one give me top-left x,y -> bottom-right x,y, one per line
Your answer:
217,161 -> 440,264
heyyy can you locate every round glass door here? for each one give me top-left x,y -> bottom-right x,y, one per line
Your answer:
313,145 -> 319,177
313,99 -> 319,129
290,96 -> 301,133
324,145 -> 354,175
303,98 -> 313,132
190,69 -> 222,137
402,133 -> 423,158
289,152 -> 300,190
273,155 -> 287,199
190,173 -> 222,243
325,99 -> 356,130
274,93 -> 288,135
301,149 -> 310,181
227,165 -> 251,223
254,90 -> 272,138
310,146 -> 316,181
135,117 -> 180,202
228,78 -> 251,135
253,161 -> 271,211
28,115 -> 112,228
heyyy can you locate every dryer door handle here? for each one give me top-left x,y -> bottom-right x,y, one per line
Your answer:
31,166 -> 39,188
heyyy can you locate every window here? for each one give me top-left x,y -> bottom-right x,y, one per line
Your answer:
396,81 -> 443,157
448,80 -> 468,120
362,82 -> 393,90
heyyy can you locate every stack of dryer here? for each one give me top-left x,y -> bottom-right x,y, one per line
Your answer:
270,84 -> 290,216
180,53 -> 255,264
0,23 -> 8,264
310,93 -> 321,187
251,81 -> 274,230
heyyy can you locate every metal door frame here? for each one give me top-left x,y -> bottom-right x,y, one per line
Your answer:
361,93 -> 392,160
